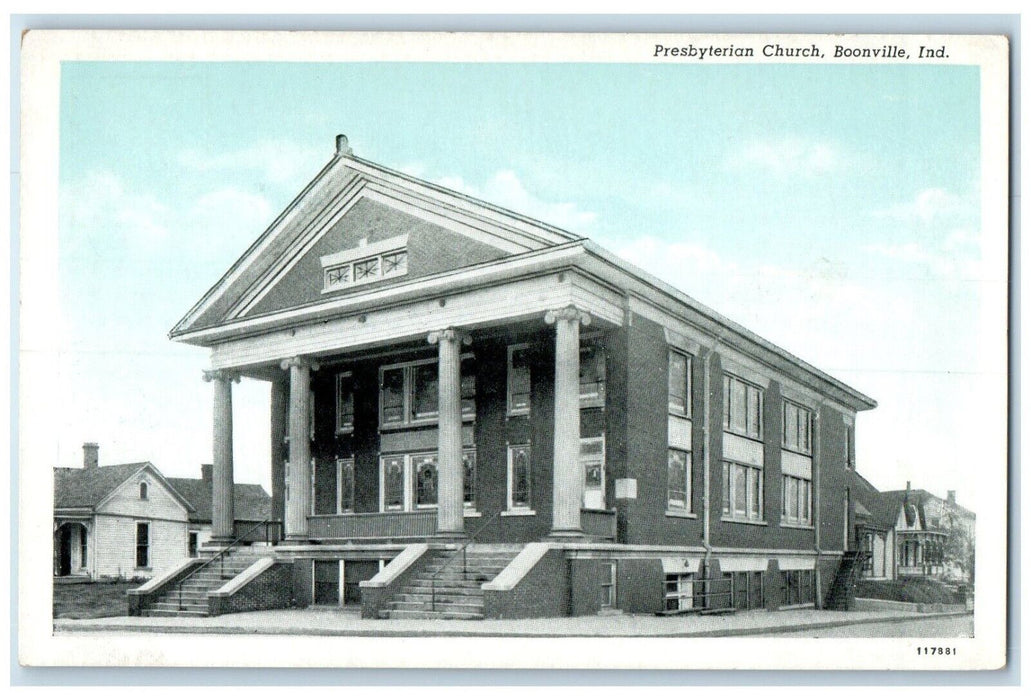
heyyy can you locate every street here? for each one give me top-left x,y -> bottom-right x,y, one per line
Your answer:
759,614 -> 974,638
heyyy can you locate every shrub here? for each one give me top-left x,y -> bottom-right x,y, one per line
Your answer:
856,578 -> 964,605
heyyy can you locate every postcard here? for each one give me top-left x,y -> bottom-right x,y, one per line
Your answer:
18,29 -> 1009,671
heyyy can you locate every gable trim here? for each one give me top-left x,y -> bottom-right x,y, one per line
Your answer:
93,463 -> 196,514
171,156 -> 353,337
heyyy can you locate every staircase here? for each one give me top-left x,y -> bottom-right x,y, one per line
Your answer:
379,544 -> 522,620
824,550 -> 870,611
141,546 -> 267,617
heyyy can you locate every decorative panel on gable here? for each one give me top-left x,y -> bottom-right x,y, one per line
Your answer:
243,197 -> 510,318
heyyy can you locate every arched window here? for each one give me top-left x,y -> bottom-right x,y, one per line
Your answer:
139,482 -> 148,500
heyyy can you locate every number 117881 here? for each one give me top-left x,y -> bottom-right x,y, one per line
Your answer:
917,647 -> 956,655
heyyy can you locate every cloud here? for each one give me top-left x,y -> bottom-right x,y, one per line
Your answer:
874,187 -> 969,225
436,169 -> 597,233
725,137 -> 842,176
60,170 -> 171,254
177,140 -> 325,186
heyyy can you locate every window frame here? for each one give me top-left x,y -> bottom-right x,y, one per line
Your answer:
378,449 -> 478,513
378,355 -> 476,429
666,447 -> 693,513
139,482 -> 148,500
336,457 -> 356,514
335,371 -> 355,435
668,349 -> 692,418
135,521 -> 150,569
782,400 -> 813,455
506,443 -> 533,512
323,247 -> 409,293
506,344 -> 532,417
600,561 -> 617,608
721,460 -> 764,522
780,473 -> 813,526
578,340 -> 607,409
723,373 -> 764,441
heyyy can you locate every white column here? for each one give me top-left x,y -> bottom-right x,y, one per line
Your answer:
203,369 -> 240,542
281,356 -> 319,541
428,328 -> 470,536
545,305 -> 591,537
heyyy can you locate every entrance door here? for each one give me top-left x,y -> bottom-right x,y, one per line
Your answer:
57,525 -> 72,576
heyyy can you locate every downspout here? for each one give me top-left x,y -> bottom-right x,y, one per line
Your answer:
701,335 -> 720,573
813,402 -> 824,608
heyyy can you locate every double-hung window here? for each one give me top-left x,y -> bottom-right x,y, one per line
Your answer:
579,342 -> 606,408
379,357 -> 475,428
580,436 -> 606,510
667,349 -> 693,513
507,345 -> 532,415
781,400 -> 814,526
336,372 -> 354,434
722,460 -> 763,520
723,374 -> 763,439
135,522 -> 150,568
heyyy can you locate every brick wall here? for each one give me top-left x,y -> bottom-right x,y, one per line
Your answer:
209,563 -> 294,615
483,548 -> 569,619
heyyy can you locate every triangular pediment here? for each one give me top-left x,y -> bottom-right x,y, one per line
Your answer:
172,150 -> 580,338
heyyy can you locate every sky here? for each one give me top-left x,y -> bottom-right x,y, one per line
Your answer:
50,60 -> 998,503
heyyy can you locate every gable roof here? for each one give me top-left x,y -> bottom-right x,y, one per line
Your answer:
166,477 -> 271,523
54,462 -> 194,512
850,470 -> 898,531
169,136 -> 876,413
170,138 -> 581,339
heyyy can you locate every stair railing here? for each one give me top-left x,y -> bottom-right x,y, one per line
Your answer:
429,510 -> 503,613
175,519 -> 282,612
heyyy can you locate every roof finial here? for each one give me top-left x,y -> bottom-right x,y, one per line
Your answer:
335,134 -> 353,156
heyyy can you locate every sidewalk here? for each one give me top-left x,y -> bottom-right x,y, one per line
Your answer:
53,607 -> 971,638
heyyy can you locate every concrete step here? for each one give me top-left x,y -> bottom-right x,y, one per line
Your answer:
149,602 -> 208,612
406,580 -> 485,591
143,609 -> 209,618
389,601 -> 483,613
396,592 -> 485,604
385,609 -> 483,620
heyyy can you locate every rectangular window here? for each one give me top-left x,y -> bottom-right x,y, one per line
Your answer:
323,247 -> 408,292
846,425 -> 855,469
723,374 -> 764,440
188,532 -> 198,558
781,474 -> 812,525
668,350 -> 691,417
336,372 -> 354,434
380,450 -> 476,512
135,522 -> 149,568
782,401 -> 812,454
337,458 -> 355,514
381,456 -> 405,511
579,342 -> 606,407
580,436 -> 606,510
507,344 -> 532,415
722,461 -> 763,521
80,527 -> 88,567
507,444 -> 532,510
667,448 -> 692,512
379,357 -> 475,428
462,451 -> 476,509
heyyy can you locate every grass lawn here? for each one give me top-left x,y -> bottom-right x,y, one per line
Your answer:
855,577 -> 965,605
53,580 -> 139,619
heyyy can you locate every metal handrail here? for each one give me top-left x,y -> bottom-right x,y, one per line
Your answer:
176,519 -> 281,611
429,510 -> 503,613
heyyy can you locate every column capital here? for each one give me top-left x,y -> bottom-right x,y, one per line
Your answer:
202,369 -> 240,383
427,328 -> 472,346
545,305 -> 592,327
279,356 -> 321,372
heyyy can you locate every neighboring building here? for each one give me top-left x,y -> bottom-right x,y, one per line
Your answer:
167,465 -> 274,556
54,443 -> 192,580
851,471 -> 897,580
852,474 -> 975,584
151,135 -> 878,618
